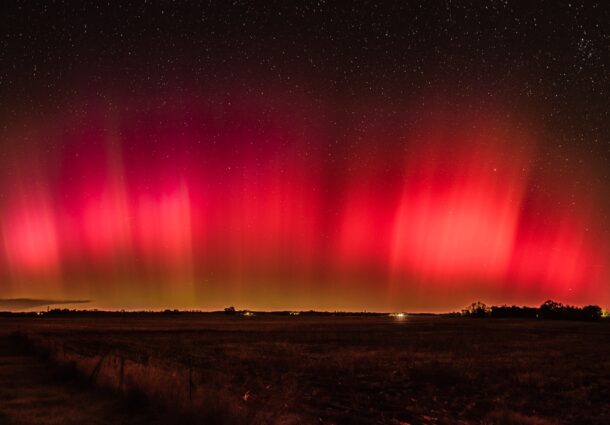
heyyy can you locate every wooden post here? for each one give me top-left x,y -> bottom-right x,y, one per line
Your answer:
119,355 -> 125,391
188,356 -> 193,403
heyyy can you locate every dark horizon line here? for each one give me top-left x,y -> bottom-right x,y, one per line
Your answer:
2,304 -> 607,316
0,298 -> 607,314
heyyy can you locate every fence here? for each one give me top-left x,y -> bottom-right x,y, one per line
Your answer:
27,335 -> 234,419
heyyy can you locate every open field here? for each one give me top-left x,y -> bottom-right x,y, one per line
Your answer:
1,315 -> 609,424
0,332 -> 167,425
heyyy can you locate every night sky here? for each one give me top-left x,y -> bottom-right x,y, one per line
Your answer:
1,1 -> 609,311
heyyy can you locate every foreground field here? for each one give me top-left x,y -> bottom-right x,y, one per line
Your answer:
2,316 -> 609,424
0,333 -> 168,425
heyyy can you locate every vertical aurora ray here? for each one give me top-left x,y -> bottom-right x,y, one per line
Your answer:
390,122 -> 530,284
0,98 -> 607,311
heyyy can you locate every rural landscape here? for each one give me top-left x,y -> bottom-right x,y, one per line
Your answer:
2,1 -> 610,424
1,303 -> 609,424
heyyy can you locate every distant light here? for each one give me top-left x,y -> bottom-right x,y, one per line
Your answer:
290,311 -> 300,316
389,312 -> 407,319
242,311 -> 255,317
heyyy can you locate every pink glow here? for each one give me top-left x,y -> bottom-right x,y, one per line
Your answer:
3,197 -> 60,274
391,125 -> 528,283
81,187 -> 132,260
0,100 -> 607,310
134,182 -> 193,267
338,183 -> 394,270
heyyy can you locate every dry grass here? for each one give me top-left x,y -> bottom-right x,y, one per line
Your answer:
0,333 -> 168,425
3,316 -> 610,424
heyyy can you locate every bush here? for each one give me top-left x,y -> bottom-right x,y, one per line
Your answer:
582,305 -> 602,321
539,300 -> 564,320
463,300 -> 603,321
465,301 -> 489,318
489,305 -> 538,319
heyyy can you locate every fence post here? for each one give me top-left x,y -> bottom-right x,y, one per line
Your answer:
188,356 -> 193,403
90,350 -> 109,383
119,355 -> 125,391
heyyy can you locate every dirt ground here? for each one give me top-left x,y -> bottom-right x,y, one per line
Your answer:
0,333 -> 168,425
1,315 -> 609,424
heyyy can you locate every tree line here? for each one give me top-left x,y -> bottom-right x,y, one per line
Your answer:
462,300 -> 606,321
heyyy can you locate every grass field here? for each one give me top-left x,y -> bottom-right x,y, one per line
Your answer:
0,331 -> 168,425
2,315 -> 609,424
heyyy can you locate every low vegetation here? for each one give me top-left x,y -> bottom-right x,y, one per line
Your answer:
462,300 -> 604,321
2,315 -> 609,424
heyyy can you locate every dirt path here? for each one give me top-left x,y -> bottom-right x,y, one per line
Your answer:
0,335 -> 162,425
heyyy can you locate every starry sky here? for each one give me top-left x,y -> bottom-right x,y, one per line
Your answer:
0,1 -> 609,311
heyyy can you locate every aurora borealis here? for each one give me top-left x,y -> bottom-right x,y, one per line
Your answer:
1,2 -> 609,311
0,96 -> 606,311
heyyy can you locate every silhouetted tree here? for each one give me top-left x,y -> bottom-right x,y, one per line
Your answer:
538,300 -> 602,321
582,305 -> 602,321
490,305 -> 538,318
224,306 -> 236,315
539,300 -> 564,319
466,301 -> 489,317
